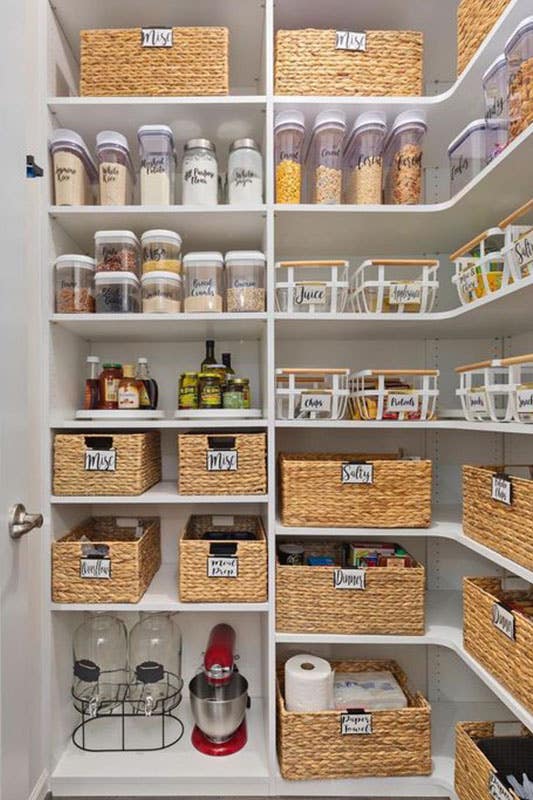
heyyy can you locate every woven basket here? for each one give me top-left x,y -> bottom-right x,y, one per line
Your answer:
179,515 -> 267,603
279,452 -> 432,527
463,465 -> 533,571
80,27 -> 229,96
277,658 -> 431,780
463,577 -> 533,714
53,432 -> 161,496
178,433 -> 267,495
276,541 -> 425,634
275,29 -> 423,96
457,0 -> 511,75
52,516 -> 161,604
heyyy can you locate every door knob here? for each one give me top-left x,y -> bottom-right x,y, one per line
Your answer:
9,504 -> 44,540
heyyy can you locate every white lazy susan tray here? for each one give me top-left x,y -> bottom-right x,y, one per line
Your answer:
75,410 -> 166,420
174,408 -> 263,419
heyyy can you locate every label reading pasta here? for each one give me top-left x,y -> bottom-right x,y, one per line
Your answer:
491,603 -> 515,640
207,556 -> 238,578
491,475 -> 512,505
84,449 -> 116,472
333,569 -> 366,590
206,449 -> 238,472
341,463 -> 373,484
340,713 -> 372,735
335,31 -> 367,51
141,28 -> 173,47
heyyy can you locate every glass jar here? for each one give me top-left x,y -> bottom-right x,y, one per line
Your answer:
482,54 -> 509,130
138,124 -> 176,205
223,379 -> 245,409
225,250 -> 266,312
55,254 -> 95,313
235,377 -> 250,408
181,138 -> 218,205
99,363 -> 122,409
183,252 -> 224,312
96,130 -> 135,206
95,230 -> 141,277
72,613 -> 128,715
343,111 -> 387,205
274,110 -> 305,204
179,372 -> 199,409
49,128 -> 97,206
227,138 -> 263,204
141,229 -> 182,274
95,271 -> 140,313
141,271 -> 182,313
448,119 -> 508,196
309,109 -> 346,204
199,372 -> 222,408
384,111 -> 427,205
505,16 -> 533,140
129,613 -> 182,716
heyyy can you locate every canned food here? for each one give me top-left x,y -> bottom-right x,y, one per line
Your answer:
179,372 -> 199,409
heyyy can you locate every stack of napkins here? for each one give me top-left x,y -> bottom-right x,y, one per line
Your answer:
333,670 -> 407,711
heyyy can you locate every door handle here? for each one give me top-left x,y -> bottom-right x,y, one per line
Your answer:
9,504 -> 44,540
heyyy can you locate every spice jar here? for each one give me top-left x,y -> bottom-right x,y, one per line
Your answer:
274,110 -> 305,204
95,230 -> 141,277
95,272 -> 140,313
309,110 -> 346,205
225,250 -> 266,312
384,111 -> 427,205
179,372 -> 199,410
141,229 -> 182,274
49,129 -> 97,206
96,130 -> 135,206
227,138 -> 263,204
199,372 -> 222,409
482,55 -> 509,130
99,363 -> 123,409
141,271 -> 182,313
138,125 -> 176,205
183,252 -> 224,312
343,111 -> 387,205
55,254 -> 95,313
223,378 -> 245,409
181,139 -> 218,205
505,17 -> 533,141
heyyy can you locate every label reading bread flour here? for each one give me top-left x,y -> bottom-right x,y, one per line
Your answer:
386,393 -> 419,413
206,449 -> 238,472
141,28 -> 173,47
492,603 -> 515,640
294,283 -> 327,306
84,449 -> 116,472
340,713 -> 372,735
341,462 -> 373,484
300,393 -> 332,413
80,558 -> 111,579
207,556 -> 238,578
467,390 -> 488,413
388,283 -> 422,305
335,31 -> 367,51
333,569 -> 366,590
489,773 -> 514,800
491,474 -> 512,505
517,388 -> 533,413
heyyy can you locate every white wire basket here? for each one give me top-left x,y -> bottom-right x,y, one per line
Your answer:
455,358 -> 513,422
451,227 -> 510,306
275,368 -> 350,420
347,259 -> 439,314
499,198 -> 533,283
349,369 -> 439,421
275,260 -> 349,313
502,353 -> 533,423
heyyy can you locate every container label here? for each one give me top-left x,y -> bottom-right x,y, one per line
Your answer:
491,475 -> 512,505
517,388 -> 533,412
459,265 -> 478,295
489,773 -> 514,800
386,393 -> 419,413
84,449 -> 116,472
335,31 -> 367,52
492,603 -> 515,640
510,229 -> 533,276
467,390 -> 487,412
141,27 -> 173,47
207,556 -> 238,578
388,283 -> 422,305
451,154 -> 469,182
191,278 -> 216,297
300,393 -> 332,413
341,462 -> 373,484
333,569 -> 366,590
340,713 -> 372,735
294,283 -> 327,306
206,449 -> 238,472
80,558 -> 111,579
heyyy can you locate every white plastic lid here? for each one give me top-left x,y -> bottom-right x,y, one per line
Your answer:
183,251 -> 224,267
505,16 -> 533,54
49,129 -> 97,173
141,229 -> 183,248
352,110 -> 387,134
274,109 -> 305,130
390,110 -> 427,135
225,250 -> 266,265
141,270 -> 182,284
94,230 -> 140,247
96,130 -> 130,152
448,119 -> 488,155
94,271 -> 140,286
482,54 -> 507,84
313,109 -> 346,130
55,254 -> 96,270
137,124 -> 175,144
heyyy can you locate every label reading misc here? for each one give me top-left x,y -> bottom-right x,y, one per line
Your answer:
341,462 -> 374,484
489,773 -> 515,800
386,393 -> 419,413
294,283 -> 327,306
388,283 -> 423,305
492,602 -> 515,640
207,556 -> 238,578
491,474 -> 512,505
517,388 -> 533,412
333,569 -> 366,590
206,449 -> 238,472
141,27 -> 173,47
84,449 -> 116,472
467,390 -> 488,412
340,713 -> 372,735
300,393 -> 332,413
80,558 -> 111,579
335,30 -> 367,52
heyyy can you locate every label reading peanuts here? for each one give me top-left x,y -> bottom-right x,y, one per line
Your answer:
80,558 -> 111,579
294,283 -> 327,306
300,393 -> 332,413
333,569 -> 366,590
141,28 -> 173,47
206,449 -> 238,472
207,556 -> 238,578
341,462 -> 373,484
467,390 -> 487,412
84,449 -> 116,472
517,389 -> 533,412
492,603 -> 515,640
340,713 -> 372,735
388,283 -> 422,305
459,265 -> 478,295
491,474 -> 512,505
386,393 -> 419,413
335,31 -> 367,51
489,773 -> 514,800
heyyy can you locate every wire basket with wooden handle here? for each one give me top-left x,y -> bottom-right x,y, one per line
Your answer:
451,227 -> 510,306
349,259 -> 439,314
276,368 -> 350,420
275,260 -> 349,313
455,358 -> 513,422
500,198 -> 533,282
350,368 -> 439,421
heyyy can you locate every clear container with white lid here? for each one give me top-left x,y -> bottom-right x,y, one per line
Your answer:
141,271 -> 182,313
141,229 -> 182,274
448,119 -> 508,196
49,128 -> 98,206
343,111 -> 387,205
96,130 -> 135,206
55,254 -> 95,313
505,16 -> 533,140
274,109 -> 305,204
225,250 -> 266,312
227,138 -> 263,205
183,252 -> 224,312
181,138 -> 218,205
384,111 -> 427,205
138,124 -> 176,205
482,55 -> 509,130
308,109 -> 346,204
95,271 -> 140,313
94,230 -> 141,277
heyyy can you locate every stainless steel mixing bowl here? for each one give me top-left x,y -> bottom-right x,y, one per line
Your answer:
189,672 -> 248,742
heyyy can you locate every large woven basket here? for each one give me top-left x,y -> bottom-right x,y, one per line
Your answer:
52,517 -> 161,604
53,432 -> 161,496
277,658 -> 431,780
463,465 -> 533,571
178,433 -> 267,495
457,0 -> 511,75
80,27 -> 229,96
274,29 -> 423,96
179,514 -> 267,603
279,452 -> 432,527
276,541 -> 425,634
463,576 -> 533,714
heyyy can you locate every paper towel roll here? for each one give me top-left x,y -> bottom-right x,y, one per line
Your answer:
284,654 -> 333,712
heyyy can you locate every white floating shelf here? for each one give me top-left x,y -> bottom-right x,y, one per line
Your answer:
52,418 -> 269,430
275,418 -> 533,434
75,410 -> 165,420
51,481 -> 269,505
174,409 -> 263,419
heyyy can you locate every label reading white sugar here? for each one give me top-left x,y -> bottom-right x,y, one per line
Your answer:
333,569 -> 366,590
294,283 -> 327,306
489,773 -> 514,800
335,30 -> 367,52
207,556 -> 238,578
388,283 -> 423,305
491,475 -> 512,505
517,388 -> 533,412
459,265 -> 478,294
80,558 -> 111,579
492,603 -> 515,640
141,27 -> 173,47
206,449 -> 238,472
386,393 -> 419,413
341,462 -> 373,484
300,393 -> 332,413
340,713 -> 372,735
84,449 -> 116,472
467,390 -> 488,412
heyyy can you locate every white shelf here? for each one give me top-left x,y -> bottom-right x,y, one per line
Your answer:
275,418 -> 533,433
51,481 -> 269,505
52,418 -> 269,429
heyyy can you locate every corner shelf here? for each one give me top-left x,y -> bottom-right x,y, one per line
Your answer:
51,481 -> 269,505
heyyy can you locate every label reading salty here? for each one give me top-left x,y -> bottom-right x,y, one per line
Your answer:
333,569 -> 366,590
459,265 -> 478,294
335,30 -> 367,51
207,556 -> 238,578
386,393 -> 419,413
84,449 -> 116,472
492,603 -> 515,640
80,558 -> 111,579
294,283 -> 327,306
491,474 -> 512,505
517,388 -> 533,413
510,228 -> 533,277
467,390 -> 487,412
300,393 -> 332,413
206,449 -> 238,472
340,713 -> 372,735
141,27 -> 173,47
341,462 -> 373,484
388,283 -> 422,305
489,773 -> 514,800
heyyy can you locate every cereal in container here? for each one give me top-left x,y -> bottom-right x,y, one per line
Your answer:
183,252 -> 224,312
343,111 -> 387,205
138,125 -> 176,205
54,255 -> 95,313
308,110 -> 346,205
505,17 -> 533,141
225,250 -> 266,312
49,129 -> 97,206
94,230 -> 141,277
95,130 -> 135,206
274,110 -> 305,204
384,111 -> 427,205
141,229 -> 182,274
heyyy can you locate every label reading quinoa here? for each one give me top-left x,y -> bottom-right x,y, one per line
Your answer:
335,31 -> 367,51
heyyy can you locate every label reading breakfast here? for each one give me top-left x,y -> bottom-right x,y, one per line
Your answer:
80,558 -> 111,579
388,283 -> 423,305
491,475 -> 512,505
300,393 -> 332,413
333,569 -> 366,590
467,390 -> 487,412
294,283 -> 327,306
386,393 -> 419,413
489,773 -> 514,800
206,449 -> 238,472
340,713 -> 372,735
517,389 -> 533,412
335,30 -> 367,51
207,556 -> 238,578
492,603 -> 515,640
84,449 -> 116,472
341,463 -> 373,484
141,27 -> 173,47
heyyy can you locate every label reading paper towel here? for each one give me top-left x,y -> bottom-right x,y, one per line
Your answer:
340,712 -> 372,735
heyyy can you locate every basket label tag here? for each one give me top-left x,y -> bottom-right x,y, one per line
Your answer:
80,558 -> 111,579
141,27 -> 173,47
206,449 -> 238,472
341,462 -> 373,484
300,393 -> 332,412
340,712 -> 372,735
510,228 -> 533,276
459,265 -> 478,294
84,449 -> 116,472
491,474 -> 512,505
517,388 -> 533,413
388,283 -> 422,305
207,556 -> 238,578
294,283 -> 327,305
492,603 -> 515,640
335,31 -> 367,52
489,773 -> 514,800
334,569 -> 366,590
386,393 -> 419,413
467,390 -> 487,412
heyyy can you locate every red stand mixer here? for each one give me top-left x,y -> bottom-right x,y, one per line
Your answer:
189,624 -> 249,756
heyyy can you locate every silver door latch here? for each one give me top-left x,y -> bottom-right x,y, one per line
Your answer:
9,504 -> 43,539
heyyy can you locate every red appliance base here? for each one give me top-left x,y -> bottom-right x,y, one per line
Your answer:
191,720 -> 247,756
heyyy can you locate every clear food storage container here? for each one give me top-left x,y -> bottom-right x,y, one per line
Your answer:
141,230 -> 182,274
141,271 -> 182,313
505,16 -> 533,140
276,368 -> 350,420
95,271 -> 140,313
482,54 -> 509,128
183,252 -> 224,312
49,129 -> 97,206
343,111 -> 387,205
274,110 -> 305,204
500,198 -> 533,281
275,260 -> 349,313
451,227 -> 508,305
225,250 -> 266,311
384,111 -> 427,205
181,138 -> 218,206
349,369 -> 439,421
138,125 -> 176,205
504,353 -> 533,422
448,119 -> 507,196
94,230 -> 141,277
456,359 -> 513,422
348,258 -> 439,314
227,138 -> 263,205
55,255 -> 95,313
96,130 -> 135,206
308,109 -> 346,204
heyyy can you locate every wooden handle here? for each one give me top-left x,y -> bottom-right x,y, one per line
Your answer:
369,259 -> 439,267
450,231 -> 489,261
500,353 -> 533,366
498,198 -> 533,229
455,359 -> 494,373
277,368 -> 350,375
369,369 -> 439,377
276,260 -> 348,268
276,376 -> 325,384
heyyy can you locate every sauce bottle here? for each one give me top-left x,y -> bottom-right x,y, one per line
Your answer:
118,365 -> 140,409
99,363 -> 122,409
200,339 -> 217,372
136,357 -> 158,410
83,356 -> 100,410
